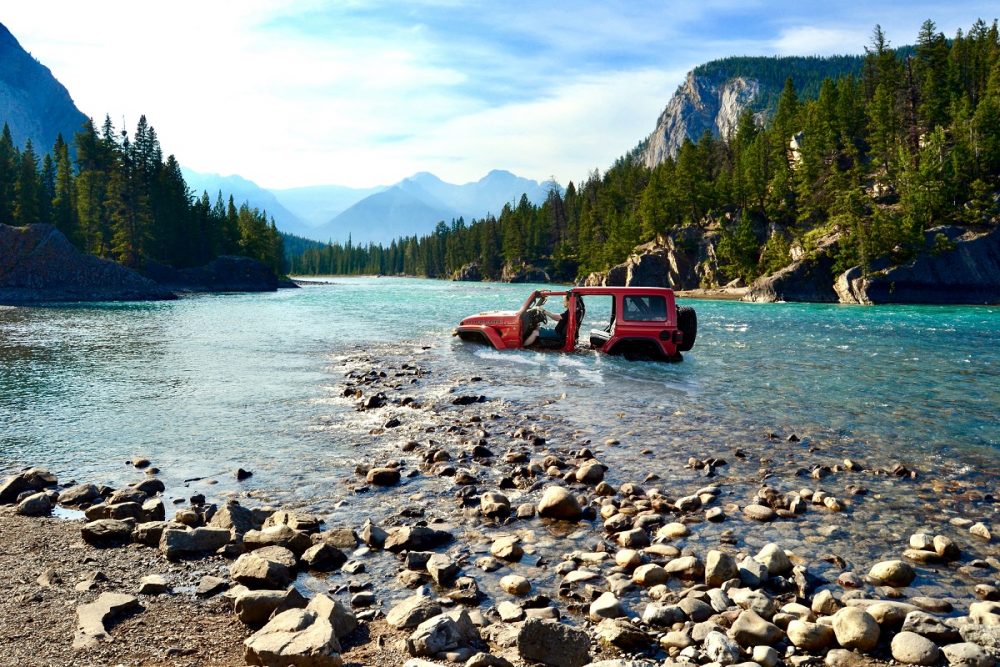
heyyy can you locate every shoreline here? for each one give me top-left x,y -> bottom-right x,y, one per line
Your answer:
2,344 -> 998,666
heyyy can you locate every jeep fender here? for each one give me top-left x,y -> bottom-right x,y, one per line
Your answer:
455,325 -> 506,350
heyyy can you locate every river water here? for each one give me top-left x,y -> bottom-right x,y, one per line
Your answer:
2,277 -> 998,603
2,278 -> 996,486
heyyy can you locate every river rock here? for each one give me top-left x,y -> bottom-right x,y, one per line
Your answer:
901,610 -> 961,643
617,528 -> 650,549
160,526 -> 231,560
942,642 -> 995,667
72,592 -> 141,649
787,619 -> 835,651
590,592 -> 627,620
643,602 -> 685,627
656,522 -> 689,539
706,550 -> 739,587
971,523 -> 993,541
517,617 -> 590,667
0,474 -> 33,504
387,594 -> 443,629
891,631 -> 941,665
385,526 -> 453,552
729,610 -> 784,646
754,543 -> 792,576
308,594 -> 358,639
678,597 -> 714,622
594,618 -> 651,652
301,543 -> 348,571
705,630 -> 741,665
743,504 -> 776,521
812,589 -> 842,616
970,602 -> 1000,625
427,554 -> 460,586
538,486 -> 582,520
576,462 -> 605,485
230,546 -> 296,589
832,607 -> 879,651
868,559 -> 916,587
243,608 -> 342,666
137,574 -> 168,595
754,645 -> 781,667
81,519 -> 133,546
208,501 -> 257,537
664,555 -> 704,580
243,525 -> 313,556
406,610 -> 479,657
960,625 -> 1000,659
366,467 -> 401,486
235,587 -> 307,626
632,563 -> 668,587
500,575 -> 531,596
58,483 -> 102,507
481,492 -> 511,519
739,556 -> 769,587
16,491 -> 53,516
862,600 -> 920,626
491,536 -> 523,561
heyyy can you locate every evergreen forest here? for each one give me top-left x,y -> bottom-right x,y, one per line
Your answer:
290,20 -> 1000,285
0,115 -> 287,275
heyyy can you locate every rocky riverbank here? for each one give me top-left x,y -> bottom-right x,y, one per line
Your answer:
1,345 -> 998,667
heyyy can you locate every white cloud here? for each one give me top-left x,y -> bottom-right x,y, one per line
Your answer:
772,26 -> 870,56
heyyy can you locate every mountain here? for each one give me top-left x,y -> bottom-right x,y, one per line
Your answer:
309,185 -> 460,244
0,22 -> 88,152
311,170 -> 556,243
642,55 -> 864,168
270,184 -> 386,228
180,168 -> 314,238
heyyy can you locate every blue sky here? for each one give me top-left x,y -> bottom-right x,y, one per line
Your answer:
6,1 -> 997,188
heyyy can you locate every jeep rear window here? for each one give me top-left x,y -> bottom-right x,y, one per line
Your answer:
622,295 -> 667,321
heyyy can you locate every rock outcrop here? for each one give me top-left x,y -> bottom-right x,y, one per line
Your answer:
584,227 -> 719,289
744,233 -> 841,303
452,262 -> 482,282
0,224 -> 176,304
835,226 -> 1000,305
500,261 -> 549,283
143,256 -> 278,292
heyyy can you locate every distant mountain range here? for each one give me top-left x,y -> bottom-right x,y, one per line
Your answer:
183,168 -> 558,244
0,22 -> 87,153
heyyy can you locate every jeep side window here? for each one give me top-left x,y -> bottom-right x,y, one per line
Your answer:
623,296 -> 666,321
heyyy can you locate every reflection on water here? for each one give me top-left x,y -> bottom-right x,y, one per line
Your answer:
1,279 -> 998,502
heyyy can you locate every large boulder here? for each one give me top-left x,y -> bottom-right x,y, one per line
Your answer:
230,547 -> 297,589
836,225 -> 1000,305
0,224 -> 176,303
243,609 -> 342,666
406,610 -> 480,657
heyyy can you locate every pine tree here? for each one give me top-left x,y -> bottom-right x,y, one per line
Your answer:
13,139 -> 42,226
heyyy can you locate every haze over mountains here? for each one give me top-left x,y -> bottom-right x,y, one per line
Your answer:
182,168 -> 557,244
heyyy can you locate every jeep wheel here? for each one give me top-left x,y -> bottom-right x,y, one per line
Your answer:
677,306 -> 697,352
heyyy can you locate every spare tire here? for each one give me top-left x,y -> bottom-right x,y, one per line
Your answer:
676,306 -> 697,351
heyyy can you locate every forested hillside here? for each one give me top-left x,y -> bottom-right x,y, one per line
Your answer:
0,115 -> 287,275
291,19 -> 1000,286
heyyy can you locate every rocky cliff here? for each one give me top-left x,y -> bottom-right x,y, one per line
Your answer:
0,224 -> 175,303
744,234 -> 841,303
641,56 -> 864,167
643,72 -> 759,168
0,22 -> 88,151
835,226 -> 1000,305
583,226 -> 721,289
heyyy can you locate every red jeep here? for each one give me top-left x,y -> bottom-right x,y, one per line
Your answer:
454,287 -> 696,361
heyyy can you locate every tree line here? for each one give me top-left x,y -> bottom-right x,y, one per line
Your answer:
291,19 -> 1000,285
0,115 -> 285,274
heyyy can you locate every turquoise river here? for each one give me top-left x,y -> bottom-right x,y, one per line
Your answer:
1,277 -> 998,513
